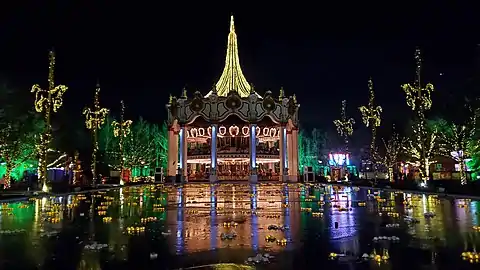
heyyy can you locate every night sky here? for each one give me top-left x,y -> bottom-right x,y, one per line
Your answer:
1,2 -> 479,146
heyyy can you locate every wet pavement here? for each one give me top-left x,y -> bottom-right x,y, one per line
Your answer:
0,183 -> 480,269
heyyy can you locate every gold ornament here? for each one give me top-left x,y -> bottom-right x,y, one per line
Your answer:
31,50 -> 68,192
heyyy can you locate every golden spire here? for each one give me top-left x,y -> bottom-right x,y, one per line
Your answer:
207,15 -> 256,98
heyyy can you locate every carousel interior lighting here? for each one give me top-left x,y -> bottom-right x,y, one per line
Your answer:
186,157 -> 280,164
187,126 -> 279,139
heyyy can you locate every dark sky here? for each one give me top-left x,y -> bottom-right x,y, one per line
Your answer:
0,2 -> 479,142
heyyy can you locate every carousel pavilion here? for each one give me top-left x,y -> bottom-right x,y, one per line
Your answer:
166,16 -> 300,183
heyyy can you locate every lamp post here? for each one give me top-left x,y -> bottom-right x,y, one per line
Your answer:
333,100 -> 355,180
402,48 -> 435,181
83,83 -> 109,186
31,50 -> 68,192
359,78 -> 382,181
112,100 -> 132,185
334,100 -> 355,154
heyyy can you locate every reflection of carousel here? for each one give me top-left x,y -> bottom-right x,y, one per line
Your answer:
166,16 -> 300,183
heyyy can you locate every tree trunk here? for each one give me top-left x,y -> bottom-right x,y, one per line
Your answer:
459,158 -> 467,185
423,158 -> 430,181
4,154 -> 12,189
388,167 -> 394,182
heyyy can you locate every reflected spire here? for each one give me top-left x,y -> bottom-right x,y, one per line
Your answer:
206,16 -> 257,98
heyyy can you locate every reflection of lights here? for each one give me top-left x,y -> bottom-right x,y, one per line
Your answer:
210,185 -> 217,249
119,188 -> 124,228
176,187 -> 184,254
471,202 -> 479,226
250,184 -> 258,210
41,197 -> 47,210
283,185 -> 292,249
422,194 -> 427,213
250,184 -> 258,251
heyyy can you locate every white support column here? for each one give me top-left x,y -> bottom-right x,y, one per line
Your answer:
167,126 -> 179,182
291,128 -> 299,182
287,129 -> 294,181
279,125 -> 287,182
179,126 -> 188,183
209,124 -> 218,183
249,124 -> 258,183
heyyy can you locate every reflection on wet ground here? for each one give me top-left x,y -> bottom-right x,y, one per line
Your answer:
0,184 -> 480,269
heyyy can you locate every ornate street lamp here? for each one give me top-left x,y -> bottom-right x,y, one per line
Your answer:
31,50 -> 68,192
83,82 -> 109,186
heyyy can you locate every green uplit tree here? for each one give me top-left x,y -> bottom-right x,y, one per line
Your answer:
298,128 -> 325,174
0,80 -> 44,186
468,141 -> 480,181
124,118 -> 154,174
153,122 -> 168,171
122,118 -> 168,177
98,115 -> 120,170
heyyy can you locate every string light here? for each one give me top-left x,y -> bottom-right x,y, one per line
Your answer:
83,83 -> 109,186
72,151 -> 81,185
112,100 -> 132,185
359,78 -> 382,176
401,48 -> 436,181
333,100 -> 355,153
205,15 -> 257,98
31,50 -> 68,192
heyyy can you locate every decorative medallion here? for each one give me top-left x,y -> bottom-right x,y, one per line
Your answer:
262,95 -> 275,112
190,98 -> 203,112
226,92 -> 242,110
189,91 -> 204,112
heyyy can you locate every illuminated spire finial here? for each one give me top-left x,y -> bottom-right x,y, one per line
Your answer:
205,16 -> 260,98
230,15 -> 235,33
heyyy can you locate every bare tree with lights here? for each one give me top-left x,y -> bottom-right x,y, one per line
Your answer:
401,48 -> 436,182
381,125 -> 403,181
112,100 -> 132,185
359,78 -> 382,179
83,82 -> 109,186
334,100 -> 355,154
31,50 -> 68,192
438,104 -> 477,185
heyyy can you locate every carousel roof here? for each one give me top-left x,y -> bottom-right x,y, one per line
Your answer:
205,16 -> 261,99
